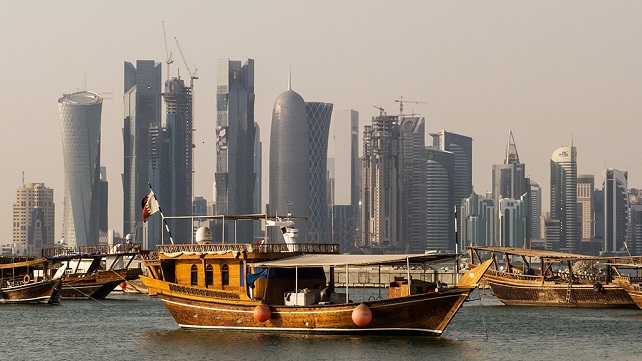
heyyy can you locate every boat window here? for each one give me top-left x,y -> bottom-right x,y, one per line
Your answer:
206,264 -> 214,286
190,265 -> 198,285
222,264 -> 229,286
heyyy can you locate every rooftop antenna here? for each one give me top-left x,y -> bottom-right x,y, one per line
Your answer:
288,65 -> 292,90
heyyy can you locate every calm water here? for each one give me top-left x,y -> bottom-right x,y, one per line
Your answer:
2,290 -> 641,361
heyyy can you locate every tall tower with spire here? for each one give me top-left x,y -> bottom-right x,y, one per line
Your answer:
492,131 -> 529,246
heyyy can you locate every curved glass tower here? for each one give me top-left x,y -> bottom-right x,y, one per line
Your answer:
58,91 -> 103,247
550,145 -> 578,251
269,89 -> 309,239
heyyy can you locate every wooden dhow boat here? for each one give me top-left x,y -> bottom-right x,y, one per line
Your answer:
468,246 -> 635,308
43,243 -> 143,300
139,215 -> 492,336
1,256 -> 62,304
607,258 -> 642,309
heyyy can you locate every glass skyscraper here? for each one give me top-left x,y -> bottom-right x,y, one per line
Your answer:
550,145 -> 578,251
425,146 -> 456,251
400,117 -> 427,253
215,59 -> 257,243
122,60 -> 162,241
58,91 -> 103,247
603,168 -> 628,253
306,102 -> 333,243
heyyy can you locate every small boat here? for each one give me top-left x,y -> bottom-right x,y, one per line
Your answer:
43,243 -> 143,300
139,214 -> 492,336
468,246 -> 635,308
608,259 -> 642,309
1,256 -> 62,304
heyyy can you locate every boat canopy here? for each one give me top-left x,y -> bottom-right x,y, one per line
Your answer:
468,246 -> 608,260
251,253 -> 455,268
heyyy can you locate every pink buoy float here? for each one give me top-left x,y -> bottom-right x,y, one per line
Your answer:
351,303 -> 372,326
253,303 -> 271,322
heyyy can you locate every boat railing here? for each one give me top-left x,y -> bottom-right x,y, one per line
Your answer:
489,269 -> 542,282
42,243 -> 141,258
155,243 -> 340,254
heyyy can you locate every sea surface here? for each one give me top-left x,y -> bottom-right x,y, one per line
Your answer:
2,289 -> 641,361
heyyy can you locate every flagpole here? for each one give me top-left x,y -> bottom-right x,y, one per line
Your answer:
148,183 -> 175,245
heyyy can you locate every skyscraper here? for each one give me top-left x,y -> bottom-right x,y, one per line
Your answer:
59,91 -> 103,247
577,174 -> 595,240
12,182 -> 55,256
400,117 -> 427,253
425,146 -> 456,251
603,169 -> 628,253
122,60 -> 162,241
530,181 -> 542,239
550,145 -> 579,251
360,115 -> 401,250
269,86 -> 309,240
431,130 -> 472,244
461,192 -> 494,247
161,77 -> 193,243
329,109 -> 360,207
629,204 -> 642,255
492,131 -> 529,243
215,59 -> 257,243
306,101 -> 333,243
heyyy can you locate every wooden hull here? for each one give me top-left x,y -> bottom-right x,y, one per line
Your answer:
141,276 -> 472,335
485,274 -> 635,308
61,269 -> 129,299
615,282 -> 642,309
1,279 -> 62,304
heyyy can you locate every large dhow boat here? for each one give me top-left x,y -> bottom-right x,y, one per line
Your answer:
468,246 -> 635,308
43,243 -> 143,300
139,215 -> 492,336
607,258 -> 642,309
1,256 -> 62,304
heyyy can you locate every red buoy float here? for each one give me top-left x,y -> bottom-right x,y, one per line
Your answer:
120,282 -> 127,291
351,303 -> 372,326
253,303 -> 271,322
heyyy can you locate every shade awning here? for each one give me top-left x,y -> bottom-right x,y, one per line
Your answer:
250,253 -> 456,268
467,246 -> 609,260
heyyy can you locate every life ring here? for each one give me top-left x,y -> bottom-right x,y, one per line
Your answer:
593,282 -> 603,292
23,274 -> 31,284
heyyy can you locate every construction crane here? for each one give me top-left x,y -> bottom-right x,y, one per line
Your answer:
174,36 -> 198,88
395,96 -> 428,116
162,21 -> 173,81
373,105 -> 386,116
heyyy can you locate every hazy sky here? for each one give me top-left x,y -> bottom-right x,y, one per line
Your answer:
1,1 -> 641,243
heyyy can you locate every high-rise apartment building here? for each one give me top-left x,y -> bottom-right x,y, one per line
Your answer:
306,102 -> 333,243
629,204 -> 642,255
530,181 -> 542,239
550,145 -> 579,251
59,91 -> 103,247
268,86 -> 310,240
577,174 -> 595,240
122,60 -> 162,241
498,196 -> 528,248
400,117 -> 427,253
12,182 -> 55,256
360,115 -> 401,250
603,169 -> 628,253
215,59 -> 258,243
425,146 -> 456,251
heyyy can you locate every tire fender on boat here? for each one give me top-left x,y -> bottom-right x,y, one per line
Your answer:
593,282 -> 603,292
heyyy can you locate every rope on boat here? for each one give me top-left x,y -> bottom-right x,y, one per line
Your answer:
62,282 -> 107,305
108,269 -> 146,294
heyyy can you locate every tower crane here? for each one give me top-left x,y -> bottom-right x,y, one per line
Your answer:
395,96 -> 428,116
162,21 -> 173,81
174,37 -> 198,88
373,105 -> 386,116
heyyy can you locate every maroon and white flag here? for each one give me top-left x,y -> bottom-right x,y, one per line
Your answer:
141,190 -> 160,222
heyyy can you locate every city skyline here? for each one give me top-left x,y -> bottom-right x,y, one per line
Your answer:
2,2 -> 642,242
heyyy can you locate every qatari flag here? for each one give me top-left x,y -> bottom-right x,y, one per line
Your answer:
141,190 -> 160,222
